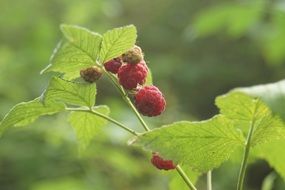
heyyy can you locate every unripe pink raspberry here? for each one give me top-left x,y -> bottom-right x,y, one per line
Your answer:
134,85 -> 166,117
122,45 -> 144,64
80,66 -> 102,83
104,58 -> 122,74
151,152 -> 176,170
117,61 -> 148,90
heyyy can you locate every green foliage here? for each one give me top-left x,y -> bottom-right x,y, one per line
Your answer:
99,25 -> 137,63
193,2 -> 264,37
216,92 -> 285,146
41,41 -> 95,79
41,24 -> 102,79
0,98 -> 64,134
254,141 -> 285,181
44,77 -> 97,108
69,105 -> 110,152
133,91 -> 285,175
60,24 -> 102,60
133,115 -> 244,172
192,1 -> 285,64
234,79 -> 285,119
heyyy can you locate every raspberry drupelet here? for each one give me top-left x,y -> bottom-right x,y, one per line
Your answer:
151,152 -> 176,170
134,85 -> 166,117
117,61 -> 148,90
104,58 -> 122,74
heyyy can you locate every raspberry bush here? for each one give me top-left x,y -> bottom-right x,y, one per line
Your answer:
1,24 -> 285,190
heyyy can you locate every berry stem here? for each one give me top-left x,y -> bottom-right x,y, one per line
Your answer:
104,71 -> 150,131
65,107 -> 139,136
176,165 -> 197,190
237,101 -> 258,190
207,171 -> 212,190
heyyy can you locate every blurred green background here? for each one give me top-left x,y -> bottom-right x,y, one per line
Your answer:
1,0 -> 285,189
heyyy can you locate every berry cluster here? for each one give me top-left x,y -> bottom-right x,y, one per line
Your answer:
103,45 -> 166,117
80,45 -> 170,170
151,152 -> 176,170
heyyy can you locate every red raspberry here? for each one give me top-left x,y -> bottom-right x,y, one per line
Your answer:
117,61 -> 148,90
104,58 -> 122,74
151,152 -> 176,170
135,86 -> 166,116
80,66 -> 102,83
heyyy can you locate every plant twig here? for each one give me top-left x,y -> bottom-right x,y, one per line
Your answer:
176,165 -> 197,190
65,107 -> 139,136
207,171 -> 212,190
236,101 -> 258,190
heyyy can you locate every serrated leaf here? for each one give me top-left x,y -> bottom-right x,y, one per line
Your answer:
216,92 -> 285,146
132,115 -> 244,172
41,25 -> 102,79
99,25 -> 137,63
253,140 -> 285,181
69,105 -> 110,151
41,41 -> 95,79
0,98 -> 64,134
44,77 -> 96,108
60,24 -> 102,60
234,79 -> 285,119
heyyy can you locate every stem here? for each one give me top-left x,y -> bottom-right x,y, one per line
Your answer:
104,71 -> 150,131
176,165 -> 197,190
207,171 -> 212,190
237,103 -> 258,190
66,107 -> 138,136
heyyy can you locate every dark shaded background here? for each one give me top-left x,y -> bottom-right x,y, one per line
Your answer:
1,0 -> 285,189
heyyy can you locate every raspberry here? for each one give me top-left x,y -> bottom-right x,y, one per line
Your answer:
151,152 -> 176,170
80,66 -> 102,83
122,45 -> 144,64
118,61 -> 148,90
135,85 -> 166,116
104,58 -> 122,74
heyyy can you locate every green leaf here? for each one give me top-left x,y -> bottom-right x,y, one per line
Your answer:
41,41 -> 95,80
253,140 -> 285,181
60,24 -> 102,60
234,79 -> 285,120
41,25 -> 102,79
193,2 -> 264,37
132,115 -> 244,172
44,77 -> 96,108
69,105 -> 110,151
99,25 -> 137,63
216,92 -> 285,146
0,98 -> 64,134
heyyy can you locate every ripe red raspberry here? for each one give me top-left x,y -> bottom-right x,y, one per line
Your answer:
135,85 -> 166,116
122,45 -> 144,64
104,58 -> 122,74
80,66 -> 102,83
151,152 -> 176,170
118,61 -> 148,90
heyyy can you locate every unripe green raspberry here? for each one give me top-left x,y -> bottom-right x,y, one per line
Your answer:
80,66 -> 102,83
122,45 -> 144,64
